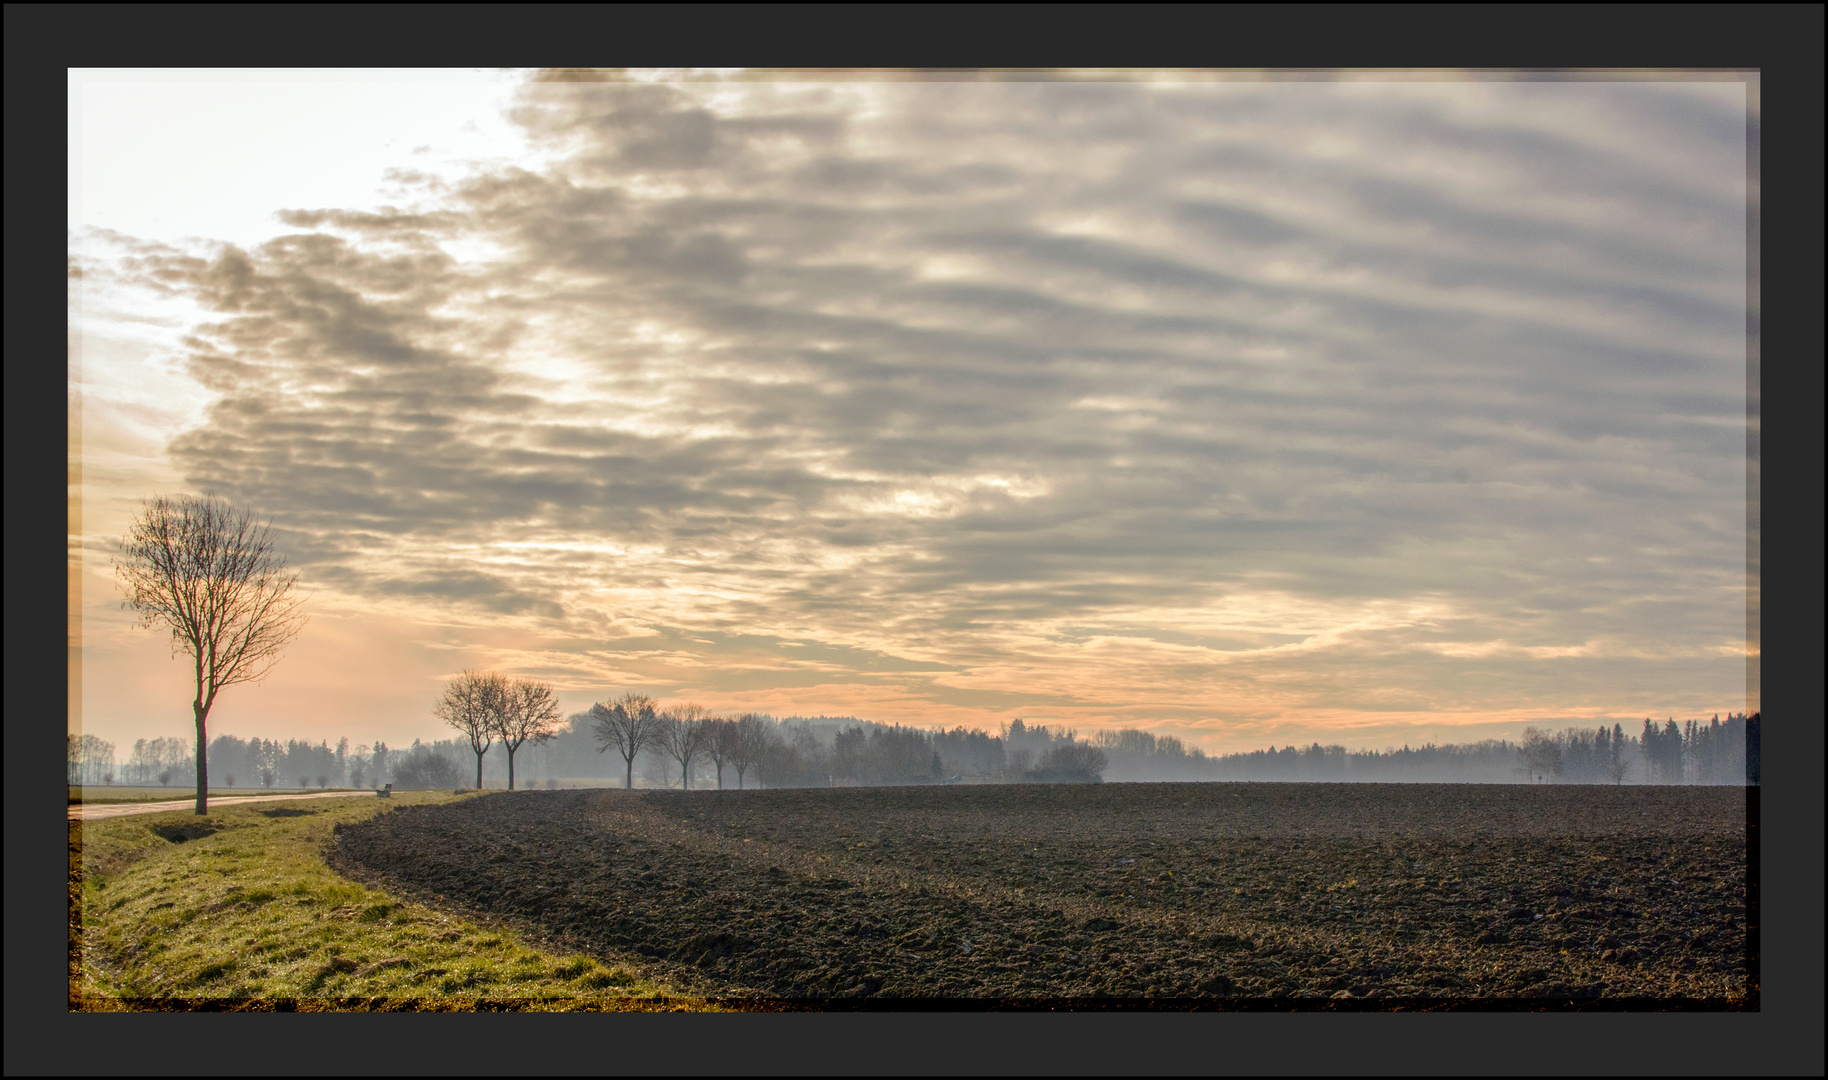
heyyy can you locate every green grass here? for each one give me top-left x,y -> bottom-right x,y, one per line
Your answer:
71,790 -> 717,1011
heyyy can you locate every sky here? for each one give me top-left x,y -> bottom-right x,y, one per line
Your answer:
68,69 -> 1757,756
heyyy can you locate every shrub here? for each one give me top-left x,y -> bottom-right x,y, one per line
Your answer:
1027,743 -> 1108,783
390,746 -> 464,790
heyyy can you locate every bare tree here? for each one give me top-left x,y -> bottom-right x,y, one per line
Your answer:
1605,722 -> 1631,785
591,692 -> 661,789
657,703 -> 712,790
436,669 -> 507,789
642,749 -> 680,789
496,676 -> 563,790
1520,727 -> 1564,784
725,713 -> 769,790
702,717 -> 739,790
114,495 -> 306,815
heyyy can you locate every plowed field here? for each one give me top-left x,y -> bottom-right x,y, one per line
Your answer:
329,783 -> 1751,1008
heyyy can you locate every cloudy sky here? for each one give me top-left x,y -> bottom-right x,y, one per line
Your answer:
69,70 -> 1756,754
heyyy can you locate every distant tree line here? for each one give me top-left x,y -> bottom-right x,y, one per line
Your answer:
67,734 -> 117,786
205,735 -> 349,790
79,711 -> 1759,790
1520,714 -> 1758,786
124,737 -> 198,787
581,703 -> 1109,790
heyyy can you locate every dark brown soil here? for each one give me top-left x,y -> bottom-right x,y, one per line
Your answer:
329,783 -> 1751,1008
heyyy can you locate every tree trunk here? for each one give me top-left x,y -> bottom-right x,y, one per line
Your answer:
475,751 -> 485,790
625,753 -> 634,790
193,698 -> 210,816
507,746 -> 516,790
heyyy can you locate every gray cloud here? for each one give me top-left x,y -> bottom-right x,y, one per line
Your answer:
99,75 -> 1751,730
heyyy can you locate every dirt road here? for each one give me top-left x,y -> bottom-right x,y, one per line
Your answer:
70,789 -> 386,820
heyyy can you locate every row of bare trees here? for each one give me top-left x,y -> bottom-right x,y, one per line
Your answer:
589,693 -> 774,790
67,734 -> 117,786
433,670 -> 565,789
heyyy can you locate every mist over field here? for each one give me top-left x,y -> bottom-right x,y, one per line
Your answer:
73,709 -> 1757,793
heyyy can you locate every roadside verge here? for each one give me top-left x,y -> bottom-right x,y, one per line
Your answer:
70,790 -> 718,1011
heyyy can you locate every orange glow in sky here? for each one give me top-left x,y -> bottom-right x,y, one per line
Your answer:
70,71 -> 1756,753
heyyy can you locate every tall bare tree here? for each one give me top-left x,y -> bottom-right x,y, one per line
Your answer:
496,676 -> 563,790
702,716 -> 737,790
114,495 -> 306,815
658,703 -> 712,790
436,669 -> 507,789
591,692 -> 661,790
725,713 -> 769,789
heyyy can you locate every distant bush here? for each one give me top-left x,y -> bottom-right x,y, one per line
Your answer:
391,746 -> 465,790
1026,743 -> 1107,783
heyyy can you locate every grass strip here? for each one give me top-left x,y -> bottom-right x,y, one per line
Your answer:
71,790 -> 719,1011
